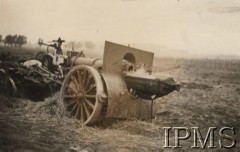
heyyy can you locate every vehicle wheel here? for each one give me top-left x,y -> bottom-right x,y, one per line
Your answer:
35,51 -> 47,62
60,65 -> 106,125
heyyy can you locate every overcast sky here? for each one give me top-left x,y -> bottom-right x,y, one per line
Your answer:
1,0 -> 240,56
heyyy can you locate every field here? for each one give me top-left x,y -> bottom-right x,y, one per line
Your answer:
0,47 -> 240,151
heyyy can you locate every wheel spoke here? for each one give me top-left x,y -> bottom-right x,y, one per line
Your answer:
67,100 -> 76,107
85,98 -> 95,109
77,70 -> 84,91
85,84 -> 96,94
71,75 -> 80,91
64,95 -> 76,99
83,102 -> 90,118
80,104 -> 85,121
82,69 -> 87,86
74,104 -> 80,118
67,83 -> 78,94
70,103 -> 78,114
85,94 -> 96,99
77,70 -> 81,81
85,74 -> 93,90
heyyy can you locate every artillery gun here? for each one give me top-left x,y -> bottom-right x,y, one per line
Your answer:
58,41 -> 180,125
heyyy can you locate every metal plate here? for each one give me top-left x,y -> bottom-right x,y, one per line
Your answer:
102,41 -> 155,119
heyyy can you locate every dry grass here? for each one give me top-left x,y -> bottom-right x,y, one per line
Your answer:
1,56 -> 240,151
0,93 -> 165,151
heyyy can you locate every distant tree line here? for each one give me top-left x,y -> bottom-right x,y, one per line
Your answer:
0,34 -> 27,47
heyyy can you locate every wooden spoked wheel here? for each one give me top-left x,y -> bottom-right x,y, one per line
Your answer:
35,51 -> 47,62
60,65 -> 104,125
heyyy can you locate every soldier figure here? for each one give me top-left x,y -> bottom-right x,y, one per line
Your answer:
50,37 -> 65,55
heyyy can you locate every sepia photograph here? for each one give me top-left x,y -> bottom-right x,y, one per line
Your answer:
0,0 -> 239,151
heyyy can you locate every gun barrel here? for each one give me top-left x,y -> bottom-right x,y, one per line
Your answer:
124,75 -> 180,100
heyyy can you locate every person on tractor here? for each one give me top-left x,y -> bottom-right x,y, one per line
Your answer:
50,37 -> 65,55
39,37 -> 66,78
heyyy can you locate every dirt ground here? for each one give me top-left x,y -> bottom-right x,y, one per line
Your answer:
0,54 -> 240,151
